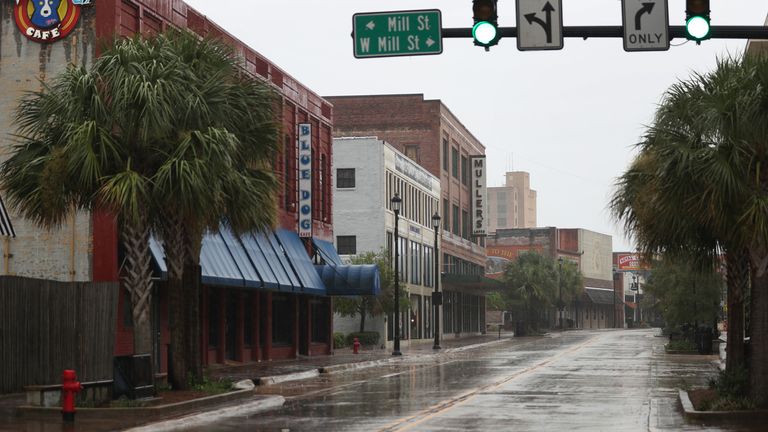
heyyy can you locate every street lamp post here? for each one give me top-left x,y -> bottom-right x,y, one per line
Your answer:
432,212 -> 441,350
613,271 -> 617,329
391,193 -> 402,356
632,273 -> 639,326
558,257 -> 564,329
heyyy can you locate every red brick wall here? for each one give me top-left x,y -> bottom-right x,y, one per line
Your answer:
96,0 -> 334,241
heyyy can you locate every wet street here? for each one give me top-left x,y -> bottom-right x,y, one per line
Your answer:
184,328 -> 757,432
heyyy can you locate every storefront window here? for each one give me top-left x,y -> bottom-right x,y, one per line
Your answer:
272,295 -> 293,346
311,300 -> 329,343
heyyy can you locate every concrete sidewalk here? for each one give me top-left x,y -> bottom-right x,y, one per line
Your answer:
208,333 -> 517,385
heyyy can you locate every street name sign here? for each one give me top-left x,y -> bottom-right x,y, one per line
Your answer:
622,0 -> 669,51
353,10 -> 442,59
516,0 -> 564,51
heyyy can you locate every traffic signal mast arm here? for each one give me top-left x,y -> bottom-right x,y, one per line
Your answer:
442,25 -> 768,40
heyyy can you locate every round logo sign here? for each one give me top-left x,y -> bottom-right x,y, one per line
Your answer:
14,0 -> 81,43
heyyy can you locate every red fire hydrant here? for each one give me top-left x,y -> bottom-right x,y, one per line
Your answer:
61,369 -> 83,422
352,337 -> 361,354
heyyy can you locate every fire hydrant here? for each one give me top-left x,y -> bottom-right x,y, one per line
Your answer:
352,337 -> 361,354
61,369 -> 83,422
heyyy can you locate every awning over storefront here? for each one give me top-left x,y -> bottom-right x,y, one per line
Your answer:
310,238 -> 381,296
315,264 -> 381,296
275,229 -> 326,295
585,287 -> 623,305
312,238 -> 344,266
148,227 -> 327,296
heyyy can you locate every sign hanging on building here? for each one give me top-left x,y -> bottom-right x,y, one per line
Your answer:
616,253 -> 647,271
471,155 -> 487,237
14,0 -> 82,43
298,124 -> 312,238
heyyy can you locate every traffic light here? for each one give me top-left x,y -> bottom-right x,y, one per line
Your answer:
685,0 -> 711,42
472,0 -> 500,49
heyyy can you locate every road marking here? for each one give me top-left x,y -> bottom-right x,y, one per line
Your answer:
376,335 -> 601,432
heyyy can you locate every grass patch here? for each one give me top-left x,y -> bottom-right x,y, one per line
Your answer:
110,396 -> 149,408
192,377 -> 233,395
666,340 -> 697,352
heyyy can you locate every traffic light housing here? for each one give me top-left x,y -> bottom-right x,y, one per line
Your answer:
685,0 -> 711,42
473,0 -> 500,49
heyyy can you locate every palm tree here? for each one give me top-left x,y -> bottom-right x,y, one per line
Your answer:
503,253 -> 558,332
611,54 -> 768,405
1,31 -> 281,390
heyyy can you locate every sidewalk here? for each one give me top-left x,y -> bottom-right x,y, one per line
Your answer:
208,333 -> 516,385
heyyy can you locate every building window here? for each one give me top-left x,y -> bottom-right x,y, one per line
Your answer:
462,209 -> 469,239
405,145 -> 419,163
208,289 -> 220,348
337,236 -> 356,255
443,199 -> 449,232
452,205 -> 460,236
451,147 -> 459,178
311,300 -> 329,343
442,138 -> 448,171
272,295 -> 293,346
336,168 -> 355,188
461,155 -> 468,186
284,134 -> 295,211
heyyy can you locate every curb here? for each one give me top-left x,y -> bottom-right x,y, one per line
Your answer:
678,389 -> 768,420
17,388 -> 256,421
123,395 -> 286,432
318,338 -> 510,375
257,369 -> 320,386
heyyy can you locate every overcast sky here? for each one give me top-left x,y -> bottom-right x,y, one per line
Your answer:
185,0 -> 766,252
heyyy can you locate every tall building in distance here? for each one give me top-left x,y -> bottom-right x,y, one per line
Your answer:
488,171 -> 537,233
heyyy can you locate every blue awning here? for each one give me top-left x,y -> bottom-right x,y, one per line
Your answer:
148,227 -> 330,295
199,233 -> 245,288
315,264 -> 381,296
312,239 -> 343,266
275,229 -> 326,295
218,228 -> 262,289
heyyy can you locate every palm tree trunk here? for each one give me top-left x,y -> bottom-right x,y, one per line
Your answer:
725,250 -> 748,371
161,217 -> 188,390
749,252 -> 768,407
121,213 -> 154,357
183,227 -> 203,382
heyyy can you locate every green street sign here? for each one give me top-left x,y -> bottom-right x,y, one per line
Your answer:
353,10 -> 442,59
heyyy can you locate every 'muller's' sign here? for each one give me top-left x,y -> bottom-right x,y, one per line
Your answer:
471,155 -> 487,237
298,124 -> 312,238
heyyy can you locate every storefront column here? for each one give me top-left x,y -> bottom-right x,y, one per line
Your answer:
252,293 -> 260,361
216,289 -> 226,364
293,296 -> 300,357
235,291 -> 245,362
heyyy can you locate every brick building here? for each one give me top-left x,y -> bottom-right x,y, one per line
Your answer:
0,0 -> 373,377
327,94 -> 489,336
486,227 -> 622,329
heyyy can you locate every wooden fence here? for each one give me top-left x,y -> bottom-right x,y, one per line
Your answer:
0,276 -> 119,394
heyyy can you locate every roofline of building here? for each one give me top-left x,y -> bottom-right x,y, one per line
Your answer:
324,93 -> 486,151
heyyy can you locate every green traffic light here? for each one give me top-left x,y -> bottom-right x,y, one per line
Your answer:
472,21 -> 498,46
685,15 -> 711,40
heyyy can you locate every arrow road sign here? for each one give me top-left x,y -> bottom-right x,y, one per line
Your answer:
516,0 -> 563,51
353,10 -> 442,59
622,0 -> 669,51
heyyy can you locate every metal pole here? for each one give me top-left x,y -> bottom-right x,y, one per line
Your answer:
613,271 -> 617,329
558,258 -> 563,329
393,209 -> 401,356
441,25 -> 768,40
433,225 -> 441,350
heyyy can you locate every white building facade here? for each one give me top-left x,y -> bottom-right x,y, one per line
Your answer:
332,137 -> 441,348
